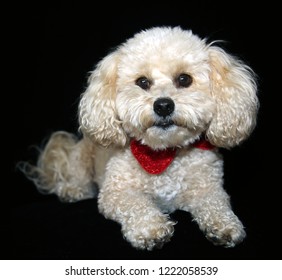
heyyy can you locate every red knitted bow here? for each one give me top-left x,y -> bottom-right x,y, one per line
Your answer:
130,138 -> 214,175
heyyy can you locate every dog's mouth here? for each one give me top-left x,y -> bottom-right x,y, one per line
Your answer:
153,118 -> 175,130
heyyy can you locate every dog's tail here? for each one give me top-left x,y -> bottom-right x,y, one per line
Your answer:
18,131 -> 97,202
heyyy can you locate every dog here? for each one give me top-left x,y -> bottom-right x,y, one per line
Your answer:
21,26 -> 259,250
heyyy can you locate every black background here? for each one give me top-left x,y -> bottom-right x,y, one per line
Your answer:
8,1 -> 280,260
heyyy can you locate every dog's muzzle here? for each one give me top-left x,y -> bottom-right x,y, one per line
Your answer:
153,98 -> 175,129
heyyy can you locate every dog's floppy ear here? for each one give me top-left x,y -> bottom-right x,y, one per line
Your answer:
79,50 -> 127,147
206,46 -> 259,148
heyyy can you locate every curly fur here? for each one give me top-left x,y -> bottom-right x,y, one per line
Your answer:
20,26 -> 259,250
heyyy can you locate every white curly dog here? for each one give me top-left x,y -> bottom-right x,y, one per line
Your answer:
22,26 -> 259,250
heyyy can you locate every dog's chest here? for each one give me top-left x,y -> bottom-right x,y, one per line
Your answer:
149,175 -> 181,198
148,176 -> 182,212
142,153 -> 190,212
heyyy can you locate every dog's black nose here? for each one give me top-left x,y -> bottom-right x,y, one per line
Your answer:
153,98 -> 175,117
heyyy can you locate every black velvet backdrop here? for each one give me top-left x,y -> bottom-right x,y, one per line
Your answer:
8,2 -> 279,260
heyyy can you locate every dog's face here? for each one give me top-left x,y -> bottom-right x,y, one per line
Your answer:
115,30 -> 215,149
79,27 -> 259,149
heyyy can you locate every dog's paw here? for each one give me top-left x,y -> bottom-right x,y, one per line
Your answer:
56,182 -> 98,203
122,215 -> 176,250
205,221 -> 246,248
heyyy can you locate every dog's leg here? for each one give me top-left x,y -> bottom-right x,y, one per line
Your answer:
20,131 -> 97,202
98,167 -> 175,250
193,190 -> 246,248
179,185 -> 246,248
174,150 -> 246,248
99,188 -> 175,250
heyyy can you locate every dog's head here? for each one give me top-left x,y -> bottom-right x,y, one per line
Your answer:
79,26 -> 259,150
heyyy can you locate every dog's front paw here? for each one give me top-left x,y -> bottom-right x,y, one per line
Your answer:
122,214 -> 175,250
205,221 -> 246,248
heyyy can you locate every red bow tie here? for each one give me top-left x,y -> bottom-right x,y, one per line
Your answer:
130,138 -> 214,175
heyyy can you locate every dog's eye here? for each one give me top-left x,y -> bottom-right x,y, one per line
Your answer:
135,76 -> 151,90
175,73 -> 193,88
